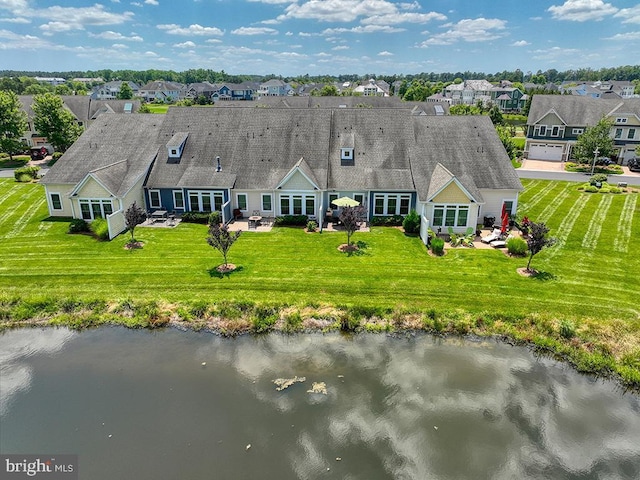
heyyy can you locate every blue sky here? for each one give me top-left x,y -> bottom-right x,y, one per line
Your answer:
1,0 -> 639,76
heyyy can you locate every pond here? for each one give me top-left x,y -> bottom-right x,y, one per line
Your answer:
1,328 -> 639,479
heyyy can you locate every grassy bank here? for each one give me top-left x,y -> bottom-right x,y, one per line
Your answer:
0,179 -> 638,390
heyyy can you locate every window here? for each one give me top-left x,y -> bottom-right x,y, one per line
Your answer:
615,128 -> 622,139
50,193 -> 62,210
615,117 -> 628,124
329,193 -> 339,209
353,194 -> 365,206
279,194 -> 315,216
237,193 -> 247,211
572,128 -> 584,135
262,194 -> 272,211
173,190 -> 184,210
628,129 -> 636,140
341,148 -> 353,160
431,205 -> 470,228
188,191 -> 223,212
503,200 -> 515,215
538,125 -> 547,136
78,199 -> 113,220
551,126 -> 560,137
149,190 -> 161,209
372,194 -> 411,216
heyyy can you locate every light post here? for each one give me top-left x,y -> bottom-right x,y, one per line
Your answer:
590,147 -> 600,176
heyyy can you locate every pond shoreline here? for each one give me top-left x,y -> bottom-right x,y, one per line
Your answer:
2,300 -> 638,394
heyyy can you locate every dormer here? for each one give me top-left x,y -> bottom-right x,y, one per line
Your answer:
167,132 -> 189,159
340,132 -> 355,166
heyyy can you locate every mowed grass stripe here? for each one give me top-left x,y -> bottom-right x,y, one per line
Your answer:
581,195 -> 613,249
519,181 -> 558,212
614,194 -> 637,253
3,195 -> 47,239
546,194 -> 592,258
0,185 -> 43,235
0,183 -> 24,208
536,183 -> 573,224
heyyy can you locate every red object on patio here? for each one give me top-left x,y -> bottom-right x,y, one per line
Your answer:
500,203 -> 509,233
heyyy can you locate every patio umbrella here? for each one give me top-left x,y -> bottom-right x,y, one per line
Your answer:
331,196 -> 360,207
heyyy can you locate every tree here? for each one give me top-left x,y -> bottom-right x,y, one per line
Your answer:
488,105 -> 503,125
138,103 -> 151,113
124,201 -> 146,244
339,205 -> 367,246
572,117 -> 614,163
495,125 -> 516,159
525,221 -> 556,272
0,91 -> 28,159
207,222 -> 241,269
320,85 -> 339,96
32,93 -> 84,152
117,81 -> 133,100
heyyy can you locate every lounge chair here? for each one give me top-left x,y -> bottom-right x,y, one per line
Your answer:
481,228 -> 502,244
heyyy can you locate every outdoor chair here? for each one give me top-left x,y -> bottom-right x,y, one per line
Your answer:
481,228 -> 503,244
233,209 -> 243,220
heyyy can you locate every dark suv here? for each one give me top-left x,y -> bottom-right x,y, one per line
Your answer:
628,158 -> 640,172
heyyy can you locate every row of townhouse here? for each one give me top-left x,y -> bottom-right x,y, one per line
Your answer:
559,80 -> 637,99
41,107 -> 522,243
524,95 -> 640,164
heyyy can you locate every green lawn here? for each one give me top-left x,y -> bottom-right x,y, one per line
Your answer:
0,179 -> 639,387
146,104 -> 169,114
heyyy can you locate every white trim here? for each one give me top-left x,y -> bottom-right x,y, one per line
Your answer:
372,193 -> 411,216
187,190 -> 224,212
278,193 -> 316,216
275,159 -> 320,190
427,177 -> 477,203
49,192 -> 63,211
261,193 -> 273,212
78,198 -> 114,220
172,190 -> 185,210
236,192 -> 248,211
70,172 -> 115,197
148,189 -> 162,209
431,203 -> 470,228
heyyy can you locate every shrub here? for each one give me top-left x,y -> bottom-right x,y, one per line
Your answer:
506,237 -> 527,256
49,152 -> 63,166
589,173 -> 608,186
14,166 -> 40,182
90,217 -> 109,240
181,212 -> 211,224
559,319 -> 576,339
306,220 -> 317,232
208,211 -> 221,225
273,215 -> 308,226
370,215 -> 404,226
584,185 -> 598,193
431,237 -> 445,255
251,305 -> 279,333
402,209 -> 420,234
68,218 -> 89,234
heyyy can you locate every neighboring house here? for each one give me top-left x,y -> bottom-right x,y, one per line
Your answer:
211,82 -> 255,102
560,83 -> 605,98
524,95 -> 640,163
40,115 -> 164,239
90,81 -> 140,100
183,82 -> 219,100
489,86 -> 525,112
444,80 -> 494,106
258,79 -> 292,96
138,81 -> 185,103
34,77 -> 66,86
18,96 -> 139,148
560,80 -> 636,99
353,79 -> 388,97
44,107 -> 521,243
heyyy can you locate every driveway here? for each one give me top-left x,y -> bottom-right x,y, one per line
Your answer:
518,159 -> 640,185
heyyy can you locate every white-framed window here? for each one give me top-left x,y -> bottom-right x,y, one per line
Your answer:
49,193 -> 62,210
188,190 -> 224,212
615,117 -> 628,124
79,199 -> 113,220
431,204 -> 469,227
279,194 -> 315,216
372,193 -> 411,216
551,126 -> 559,137
262,194 -> 272,211
572,128 -> 584,135
538,125 -> 547,136
149,190 -> 161,209
329,193 -> 339,208
236,193 -> 247,211
502,200 -> 515,216
173,190 -> 184,210
628,128 -> 636,140
615,128 -> 622,139
353,193 -> 365,206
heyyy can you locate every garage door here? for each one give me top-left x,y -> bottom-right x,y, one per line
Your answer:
528,143 -> 564,161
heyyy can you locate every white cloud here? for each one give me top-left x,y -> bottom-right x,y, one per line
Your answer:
332,45 -> 348,50
278,0 -> 398,23
0,17 -> 29,23
285,31 -> 293,36
321,25 -> 405,35
246,0 -> 292,3
548,0 -> 618,22
604,31 -> 640,40
157,23 -> 224,36
111,43 -> 128,49
511,40 -> 530,46
418,17 -> 507,46
145,0 -> 159,4
174,40 -> 196,48
34,5 -> 134,35
231,27 -> 278,35
89,30 -> 143,41
378,50 -> 393,56
362,12 -> 447,26
205,38 -> 222,44
0,0 -> 29,11
614,5 -> 640,24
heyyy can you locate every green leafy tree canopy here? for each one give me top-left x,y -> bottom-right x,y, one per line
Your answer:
124,201 -> 147,243
526,221 -> 556,272
572,117 -> 614,162
0,90 -> 28,159
117,81 -> 133,100
32,93 -> 84,152
207,222 -> 241,268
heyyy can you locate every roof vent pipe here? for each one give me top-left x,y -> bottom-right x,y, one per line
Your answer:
216,156 -> 222,172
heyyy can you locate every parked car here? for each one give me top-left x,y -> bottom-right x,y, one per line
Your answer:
628,157 -> 640,172
30,146 -> 49,160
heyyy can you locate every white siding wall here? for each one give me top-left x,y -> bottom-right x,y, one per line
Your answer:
477,189 -> 520,221
43,183 -> 75,217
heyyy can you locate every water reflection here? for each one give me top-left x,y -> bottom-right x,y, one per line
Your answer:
0,329 -> 638,480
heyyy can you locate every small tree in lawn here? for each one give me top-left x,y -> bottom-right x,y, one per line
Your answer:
339,205 -> 367,246
525,221 -> 556,273
207,222 -> 241,271
125,201 -> 146,244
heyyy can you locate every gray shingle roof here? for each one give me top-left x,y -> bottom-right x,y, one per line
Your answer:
527,95 -> 625,126
41,114 -> 163,197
